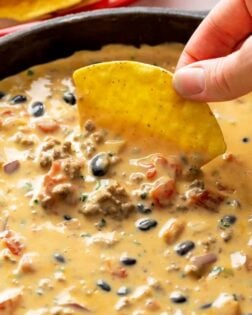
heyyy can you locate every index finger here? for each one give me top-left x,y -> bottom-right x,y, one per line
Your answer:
176,0 -> 252,69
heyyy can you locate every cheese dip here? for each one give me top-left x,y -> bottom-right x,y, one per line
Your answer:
0,44 -> 251,315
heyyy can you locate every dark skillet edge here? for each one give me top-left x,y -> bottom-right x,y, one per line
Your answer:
0,7 -> 206,80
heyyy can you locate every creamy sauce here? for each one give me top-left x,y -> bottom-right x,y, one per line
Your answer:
0,44 -> 252,315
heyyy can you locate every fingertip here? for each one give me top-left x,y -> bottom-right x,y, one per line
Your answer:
173,67 -> 206,98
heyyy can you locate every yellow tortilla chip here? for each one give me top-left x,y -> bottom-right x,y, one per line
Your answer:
0,0 -> 93,21
73,61 -> 226,164
56,0 -> 101,15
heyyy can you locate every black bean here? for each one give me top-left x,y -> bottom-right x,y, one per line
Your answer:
96,218 -> 107,229
242,137 -> 250,143
91,153 -> 110,177
117,286 -> 130,296
199,303 -> 212,309
80,193 -> 88,202
53,253 -> 66,263
30,101 -> 44,117
175,240 -> 195,256
63,92 -> 76,105
120,256 -> 137,266
10,95 -> 27,104
63,215 -> 72,221
0,91 -> 5,99
170,291 -> 187,304
136,218 -> 157,231
219,215 -> 237,228
97,279 -> 111,292
137,203 -> 152,214
140,192 -> 148,200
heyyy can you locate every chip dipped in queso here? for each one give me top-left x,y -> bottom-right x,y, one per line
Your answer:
0,44 -> 251,315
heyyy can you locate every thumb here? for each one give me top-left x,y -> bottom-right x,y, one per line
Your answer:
173,36 -> 252,102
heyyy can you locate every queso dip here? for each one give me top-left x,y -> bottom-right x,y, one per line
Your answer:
0,44 -> 251,315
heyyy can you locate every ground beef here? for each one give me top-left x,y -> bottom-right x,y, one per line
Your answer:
80,181 -> 135,219
62,158 -> 83,179
82,140 -> 96,158
40,183 -> 79,209
38,157 -> 83,209
39,138 -> 73,169
13,132 -> 35,146
39,195 -> 54,209
90,131 -> 105,144
39,155 -> 52,169
182,164 -> 203,181
42,137 -> 60,150
189,179 -> 205,189
84,119 -> 96,132
62,141 -> 72,154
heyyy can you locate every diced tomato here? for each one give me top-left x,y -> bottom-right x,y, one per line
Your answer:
43,162 -> 67,194
37,119 -> 59,133
4,238 -> 24,256
186,188 -> 225,211
154,155 -> 168,166
38,160 -> 70,207
43,175 -> 66,195
0,110 -> 13,116
49,160 -> 62,176
146,166 -> 157,180
156,155 -> 182,177
143,155 -> 182,181
151,179 -> 176,207
0,288 -> 22,312
167,159 -> 182,177
140,155 -> 166,180
0,230 -> 24,256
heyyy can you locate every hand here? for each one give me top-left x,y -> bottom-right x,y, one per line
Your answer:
173,0 -> 252,102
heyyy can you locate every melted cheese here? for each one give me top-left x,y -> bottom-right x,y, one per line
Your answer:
0,44 -> 251,314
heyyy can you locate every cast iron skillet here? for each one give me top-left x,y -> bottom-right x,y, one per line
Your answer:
0,8 -> 206,80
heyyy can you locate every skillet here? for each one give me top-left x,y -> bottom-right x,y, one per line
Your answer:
0,8 -> 206,80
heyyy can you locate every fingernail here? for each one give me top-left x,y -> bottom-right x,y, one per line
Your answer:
173,67 -> 205,96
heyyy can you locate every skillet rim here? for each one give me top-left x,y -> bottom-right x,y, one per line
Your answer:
0,7 -> 206,79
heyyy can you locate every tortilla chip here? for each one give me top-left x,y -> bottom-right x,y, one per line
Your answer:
56,0 -> 101,15
0,0 -> 90,21
73,61 -> 226,164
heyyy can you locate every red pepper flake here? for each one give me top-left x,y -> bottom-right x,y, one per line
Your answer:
111,267 -> 128,278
